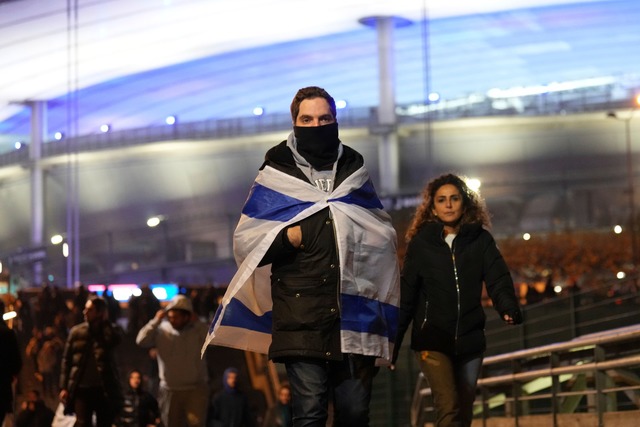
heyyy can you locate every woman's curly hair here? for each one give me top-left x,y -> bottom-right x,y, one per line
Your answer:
405,173 -> 492,243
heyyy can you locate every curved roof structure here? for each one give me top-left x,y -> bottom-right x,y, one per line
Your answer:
0,0 -> 626,144
0,0 -> 638,286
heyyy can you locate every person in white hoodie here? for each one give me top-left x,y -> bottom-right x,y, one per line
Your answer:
136,294 -> 209,427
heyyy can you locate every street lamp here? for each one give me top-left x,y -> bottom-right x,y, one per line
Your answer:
147,215 -> 169,262
607,99 -> 639,279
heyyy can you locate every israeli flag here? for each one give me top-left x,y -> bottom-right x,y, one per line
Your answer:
202,165 -> 400,360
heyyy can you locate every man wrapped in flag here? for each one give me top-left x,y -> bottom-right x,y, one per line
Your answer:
202,86 -> 400,426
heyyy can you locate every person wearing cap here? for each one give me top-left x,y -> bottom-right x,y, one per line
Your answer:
136,294 -> 209,427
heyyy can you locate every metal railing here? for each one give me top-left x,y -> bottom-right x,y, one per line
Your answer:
1,82 -> 637,166
476,325 -> 640,426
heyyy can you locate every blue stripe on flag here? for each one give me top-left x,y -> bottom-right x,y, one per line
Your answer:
219,298 -> 272,334
242,183 -> 315,221
340,293 -> 398,341
329,180 -> 383,210
209,305 -> 223,333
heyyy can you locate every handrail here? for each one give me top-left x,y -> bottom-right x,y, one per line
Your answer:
482,324 -> 640,366
479,354 -> 640,386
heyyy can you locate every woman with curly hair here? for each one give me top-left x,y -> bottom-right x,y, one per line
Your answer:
392,173 -> 522,427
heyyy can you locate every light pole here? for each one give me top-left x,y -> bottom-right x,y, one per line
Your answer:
607,100 -> 638,280
147,215 -> 169,262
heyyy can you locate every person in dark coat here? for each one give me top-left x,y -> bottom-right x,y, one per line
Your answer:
127,284 -> 160,335
393,173 -> 523,427
59,296 -> 124,427
209,368 -> 255,427
15,389 -> 55,427
118,369 -> 160,427
218,86 -> 399,427
1,298 -> 23,426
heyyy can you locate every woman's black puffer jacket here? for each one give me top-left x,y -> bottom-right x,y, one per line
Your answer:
393,222 -> 521,362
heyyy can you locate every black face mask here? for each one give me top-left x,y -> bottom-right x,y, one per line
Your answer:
294,122 -> 340,170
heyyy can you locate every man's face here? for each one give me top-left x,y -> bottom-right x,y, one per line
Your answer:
295,98 -> 335,127
83,300 -> 101,323
27,391 -> 38,404
167,309 -> 190,331
25,391 -> 38,411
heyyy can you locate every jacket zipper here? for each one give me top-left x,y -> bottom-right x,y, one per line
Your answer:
421,301 -> 429,329
450,240 -> 461,354
329,210 -> 341,316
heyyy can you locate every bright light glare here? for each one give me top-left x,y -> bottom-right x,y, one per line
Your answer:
336,100 -> 347,109
465,178 -> 481,192
2,311 -> 17,321
0,261 -> 2,274
165,115 -> 176,125
88,284 -> 106,294
487,76 -> 615,98
617,271 -> 626,279
523,233 -> 531,241
613,225 -> 623,234
553,285 -> 562,294
147,216 -> 161,227
54,132 -> 64,140
252,106 -> 264,116
51,234 -> 64,245
14,141 -> 22,149
110,284 -> 139,302
150,284 -> 179,301
428,92 -> 440,102
100,124 -> 111,133
152,287 -> 168,300
62,242 -> 69,257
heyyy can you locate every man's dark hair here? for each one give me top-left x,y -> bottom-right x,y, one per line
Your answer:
290,86 -> 337,123
89,296 -> 107,312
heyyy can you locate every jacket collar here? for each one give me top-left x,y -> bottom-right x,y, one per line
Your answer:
420,222 -> 483,245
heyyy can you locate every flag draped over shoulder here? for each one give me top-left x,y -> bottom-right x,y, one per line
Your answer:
201,165 -> 400,360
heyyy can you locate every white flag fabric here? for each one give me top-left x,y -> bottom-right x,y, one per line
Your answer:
202,164 -> 400,360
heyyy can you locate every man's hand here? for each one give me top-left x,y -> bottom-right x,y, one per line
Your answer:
154,309 -> 166,321
502,309 -> 523,325
59,389 -> 68,403
287,225 -> 302,248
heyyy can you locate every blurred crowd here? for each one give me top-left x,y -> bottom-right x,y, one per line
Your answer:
1,284 -> 291,427
2,227 -> 638,427
498,230 -> 638,305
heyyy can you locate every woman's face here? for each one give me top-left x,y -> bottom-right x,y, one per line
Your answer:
432,183 -> 464,227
